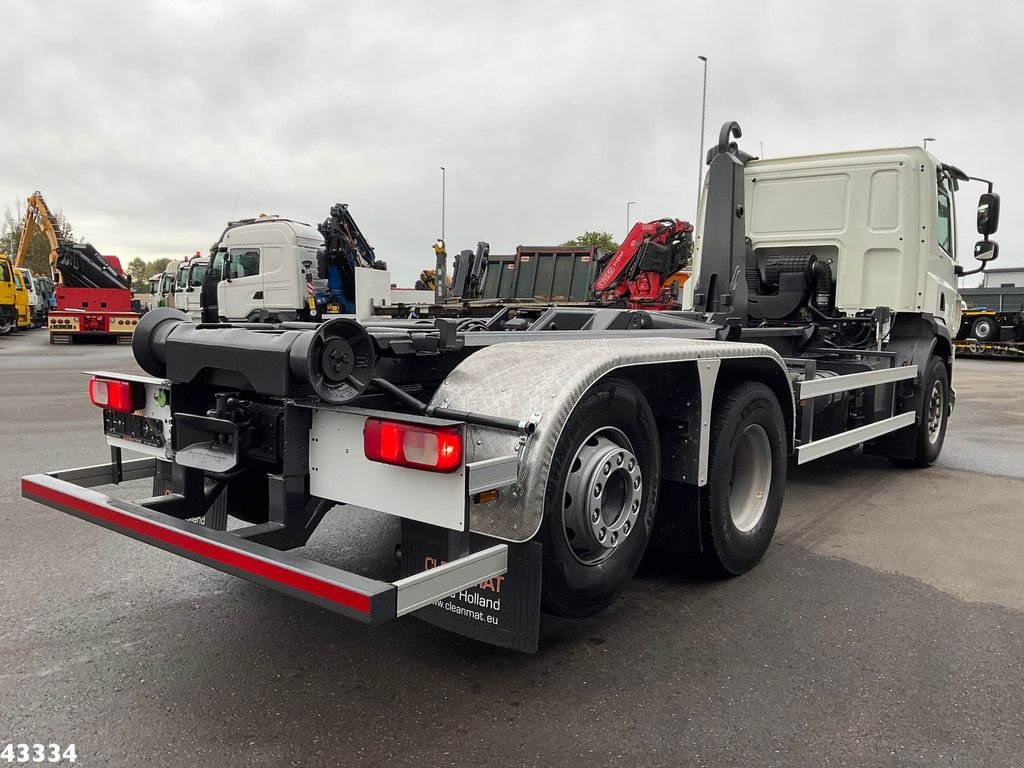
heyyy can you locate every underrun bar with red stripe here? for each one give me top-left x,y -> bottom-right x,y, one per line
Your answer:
21,475 -> 396,623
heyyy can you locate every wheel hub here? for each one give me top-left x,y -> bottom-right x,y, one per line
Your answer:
729,424 -> 772,532
927,381 -> 944,445
563,428 -> 643,564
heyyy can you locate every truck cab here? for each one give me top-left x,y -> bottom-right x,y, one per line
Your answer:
212,217 -> 322,322
684,145 -> 999,355
0,256 -> 18,335
18,268 -> 47,327
11,268 -> 31,329
148,271 -> 176,309
173,256 -> 209,322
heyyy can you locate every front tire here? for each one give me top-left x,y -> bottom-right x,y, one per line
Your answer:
539,377 -> 660,618
892,355 -> 948,468
699,382 -> 787,576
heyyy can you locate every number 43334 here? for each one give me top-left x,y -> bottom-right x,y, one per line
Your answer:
0,744 -> 77,764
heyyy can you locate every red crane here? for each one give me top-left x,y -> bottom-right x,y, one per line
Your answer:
593,218 -> 693,310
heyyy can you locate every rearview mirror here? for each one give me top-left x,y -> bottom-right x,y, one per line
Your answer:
977,192 -> 1000,236
974,240 -> 999,262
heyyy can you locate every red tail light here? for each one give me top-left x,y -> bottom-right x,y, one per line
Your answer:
363,418 -> 462,473
89,378 -> 143,412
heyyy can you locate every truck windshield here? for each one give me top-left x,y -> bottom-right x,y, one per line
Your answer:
190,264 -> 207,286
176,266 -> 188,287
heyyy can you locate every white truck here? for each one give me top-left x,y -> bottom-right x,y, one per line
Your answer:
17,268 -> 48,327
22,122 -> 999,652
171,254 -> 209,322
146,271 -> 176,310
199,214 -> 434,324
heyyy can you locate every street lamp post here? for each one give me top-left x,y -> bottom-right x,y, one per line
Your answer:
923,137 -> 935,151
697,55 -> 708,207
440,166 -> 446,243
437,166 -> 447,301
625,201 -> 637,235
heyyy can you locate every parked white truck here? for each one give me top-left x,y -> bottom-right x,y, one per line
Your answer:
171,253 -> 208,322
199,213 -> 433,324
22,123 -> 999,652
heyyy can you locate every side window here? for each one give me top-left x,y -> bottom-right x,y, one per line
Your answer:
229,248 -> 260,278
936,185 -> 953,256
0,262 -> 10,282
177,266 -> 188,287
13,272 -> 23,289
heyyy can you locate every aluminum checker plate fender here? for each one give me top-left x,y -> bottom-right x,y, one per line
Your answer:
430,336 -> 791,542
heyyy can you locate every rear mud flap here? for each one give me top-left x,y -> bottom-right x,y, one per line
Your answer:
400,521 -> 543,653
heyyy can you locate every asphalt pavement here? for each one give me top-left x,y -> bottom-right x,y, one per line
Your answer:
1,329 -> 1023,767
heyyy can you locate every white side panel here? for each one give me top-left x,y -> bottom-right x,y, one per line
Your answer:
309,410 -> 468,531
740,148 -> 927,316
389,288 -> 436,305
354,268 -> 392,321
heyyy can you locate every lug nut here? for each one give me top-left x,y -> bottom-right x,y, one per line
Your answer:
628,459 -> 635,471
610,532 -> 618,545
633,476 -> 641,489
592,509 -> 600,523
632,499 -> 640,512
594,484 -> 602,496
598,528 -> 606,541
623,521 -> 631,534
603,463 -> 610,475
616,453 -> 624,466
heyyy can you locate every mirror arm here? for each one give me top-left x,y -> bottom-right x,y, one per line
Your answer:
968,175 -> 994,193
956,262 -> 988,278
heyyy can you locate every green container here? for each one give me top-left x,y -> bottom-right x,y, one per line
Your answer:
481,254 -> 517,299
510,247 -> 601,302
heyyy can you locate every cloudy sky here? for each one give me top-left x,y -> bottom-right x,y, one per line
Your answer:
2,0 -> 1020,286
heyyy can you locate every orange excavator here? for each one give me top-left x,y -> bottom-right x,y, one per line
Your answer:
13,192 -> 62,271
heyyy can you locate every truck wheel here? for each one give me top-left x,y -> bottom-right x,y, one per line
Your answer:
539,377 -> 660,618
970,316 -> 998,342
699,382 -> 787,576
0,318 -> 11,336
893,356 -> 949,468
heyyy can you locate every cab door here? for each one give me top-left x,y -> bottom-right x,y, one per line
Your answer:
220,247 -> 263,321
12,270 -> 30,328
0,260 -> 16,334
185,261 -> 208,320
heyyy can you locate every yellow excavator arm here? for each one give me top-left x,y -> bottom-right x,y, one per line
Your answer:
14,192 -> 62,268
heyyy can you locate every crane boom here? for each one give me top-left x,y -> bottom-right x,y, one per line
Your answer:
14,192 -> 63,268
594,218 -> 693,309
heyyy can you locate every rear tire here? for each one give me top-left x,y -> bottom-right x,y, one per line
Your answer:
970,316 -> 998,342
699,382 -> 787,576
539,377 -> 660,618
0,318 -> 12,336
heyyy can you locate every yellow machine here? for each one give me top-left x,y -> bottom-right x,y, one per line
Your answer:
0,254 -> 19,335
13,192 -> 62,270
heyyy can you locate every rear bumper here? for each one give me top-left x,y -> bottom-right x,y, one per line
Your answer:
21,458 -> 507,625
